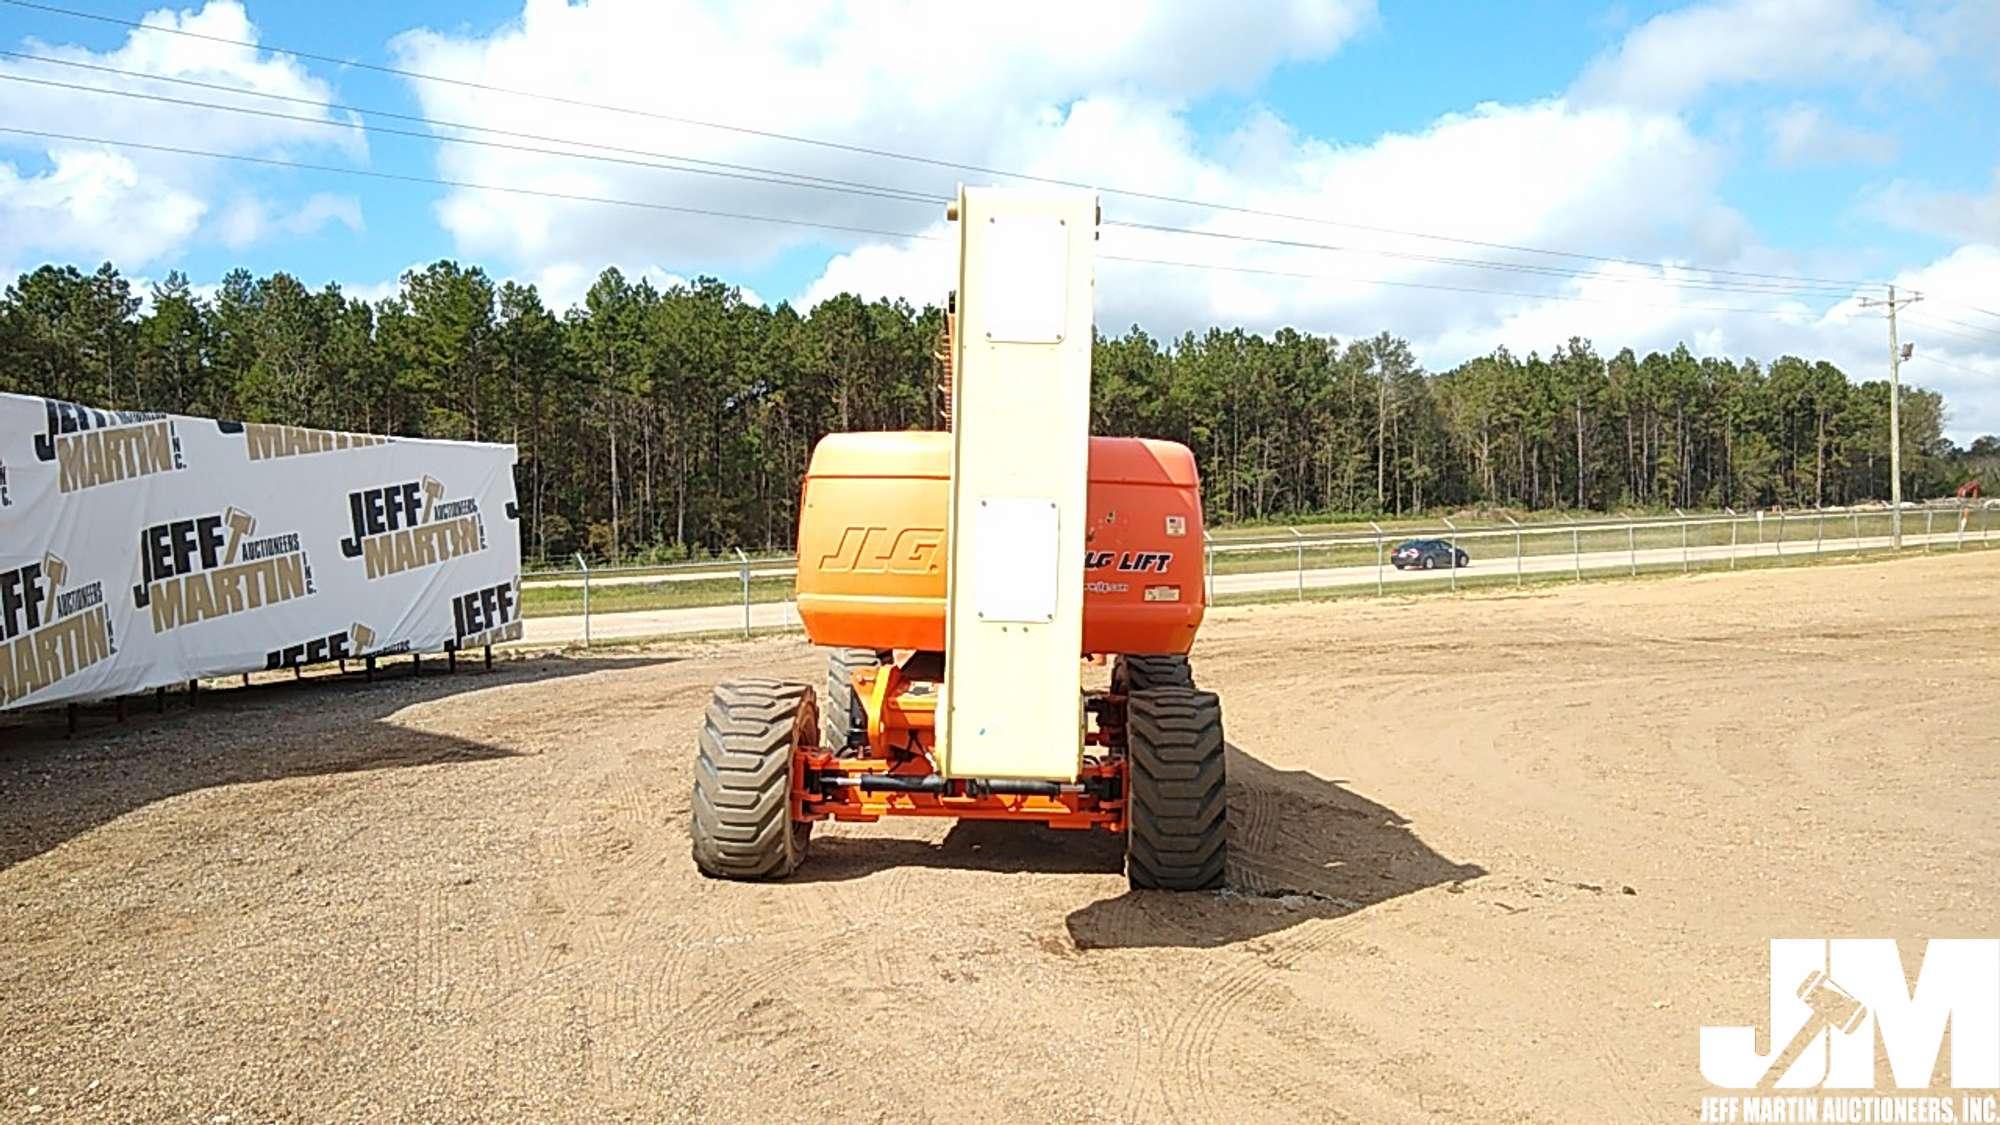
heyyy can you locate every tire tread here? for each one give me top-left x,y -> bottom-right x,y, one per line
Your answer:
690,678 -> 813,880
1125,686 -> 1228,891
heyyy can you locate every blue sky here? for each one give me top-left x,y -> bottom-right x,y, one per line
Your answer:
1,0 -> 1997,436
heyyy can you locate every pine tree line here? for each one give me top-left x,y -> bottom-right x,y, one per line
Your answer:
2,260 -> 1988,564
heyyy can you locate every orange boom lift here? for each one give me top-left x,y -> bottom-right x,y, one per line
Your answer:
690,187 -> 1226,891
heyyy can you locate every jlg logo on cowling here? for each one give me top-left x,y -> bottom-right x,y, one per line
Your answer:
817,526 -> 943,575
1087,551 -> 1173,573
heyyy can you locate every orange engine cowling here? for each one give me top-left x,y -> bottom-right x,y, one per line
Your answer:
795,431 -> 1205,655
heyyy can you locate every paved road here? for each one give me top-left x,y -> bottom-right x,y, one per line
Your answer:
519,529 -> 1985,645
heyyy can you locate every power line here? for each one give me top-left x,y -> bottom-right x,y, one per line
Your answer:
1927,296 -> 2000,322
0,63 -> 1875,304
1909,308 -> 2000,344
1910,354 -> 1999,379
1106,219 -> 1866,299
0,124 -> 1855,326
0,65 -> 952,208
0,124 -> 946,243
0,56 -> 1892,304
1,0 -> 1912,298
1901,313 -> 2000,350
1100,254 -> 1827,319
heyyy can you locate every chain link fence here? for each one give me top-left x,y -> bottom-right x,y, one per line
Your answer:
522,503 -> 1996,645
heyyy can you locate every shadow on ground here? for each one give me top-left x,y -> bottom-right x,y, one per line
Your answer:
0,653 -> 675,872
777,737 -> 1484,948
1064,745 -> 1486,950
794,819 -> 1129,883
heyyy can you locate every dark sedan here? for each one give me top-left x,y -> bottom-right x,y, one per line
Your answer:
1390,538 -> 1469,570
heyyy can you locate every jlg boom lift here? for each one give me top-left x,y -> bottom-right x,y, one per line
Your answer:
690,187 -> 1227,891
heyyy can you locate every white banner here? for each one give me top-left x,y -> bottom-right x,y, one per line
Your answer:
0,393 -> 521,712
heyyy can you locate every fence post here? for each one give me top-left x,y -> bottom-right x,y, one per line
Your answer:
575,552 -> 591,649
1628,524 -> 1636,577
1442,516 -> 1458,592
1573,527 -> 1581,582
1675,508 -> 1688,572
1204,531 -> 1215,604
1505,514 -> 1522,587
1852,510 -> 1859,551
1925,509 -> 1934,553
736,548 -> 751,638
1290,527 -> 1304,602
1816,511 -> 1823,557
1371,522 -> 1384,596
1776,511 -> 1785,557
1958,506 -> 1966,551
1730,519 -> 1738,570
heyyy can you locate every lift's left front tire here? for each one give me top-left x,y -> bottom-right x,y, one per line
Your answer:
691,679 -> 815,880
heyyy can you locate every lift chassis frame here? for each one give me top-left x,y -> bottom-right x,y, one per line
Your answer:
792,659 -> 1130,833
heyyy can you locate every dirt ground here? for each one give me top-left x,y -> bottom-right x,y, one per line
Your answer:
3,551 -> 1997,1123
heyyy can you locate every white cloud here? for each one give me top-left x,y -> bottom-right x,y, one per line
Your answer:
1767,104 -> 1896,167
1570,0 -> 1931,110
797,88 -> 2000,441
802,95 -> 1754,337
0,148 -> 205,267
1870,169 -> 2000,247
0,0 -> 363,266
215,192 -> 363,249
1884,245 -> 2000,439
799,226 -> 952,310
390,0 -> 1375,275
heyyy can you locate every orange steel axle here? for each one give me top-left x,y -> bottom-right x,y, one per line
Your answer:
790,663 -> 1128,832
793,752 -> 1126,830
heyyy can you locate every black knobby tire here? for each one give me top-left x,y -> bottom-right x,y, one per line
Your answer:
691,679 -> 815,880
822,647 -> 882,751
1113,653 -> 1195,694
1125,687 -> 1228,891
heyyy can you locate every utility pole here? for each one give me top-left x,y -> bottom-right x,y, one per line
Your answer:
1859,286 -> 1922,548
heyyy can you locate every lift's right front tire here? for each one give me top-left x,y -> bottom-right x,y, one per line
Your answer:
821,647 -> 882,751
1126,687 -> 1228,891
691,679 -> 815,880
